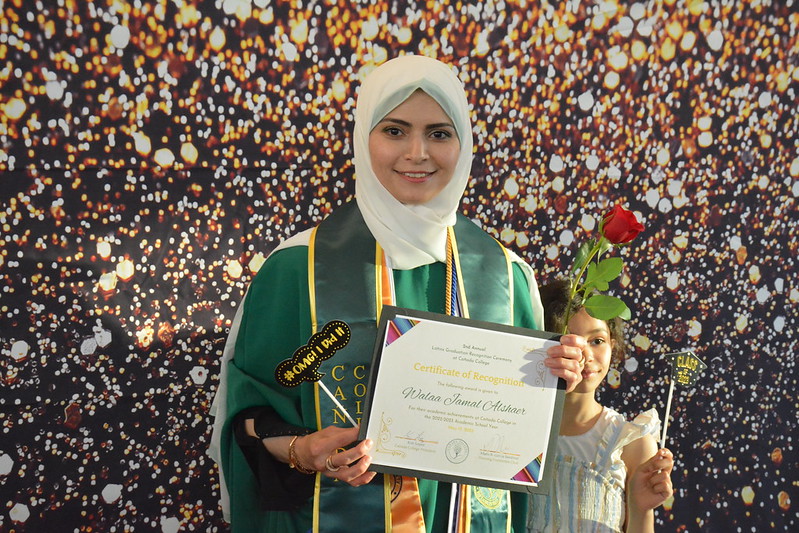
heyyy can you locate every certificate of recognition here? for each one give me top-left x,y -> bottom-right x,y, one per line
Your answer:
359,306 -> 564,494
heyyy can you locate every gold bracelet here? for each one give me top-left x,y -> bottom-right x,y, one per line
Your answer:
288,435 -> 316,474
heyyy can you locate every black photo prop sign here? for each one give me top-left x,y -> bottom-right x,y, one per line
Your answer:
275,320 -> 351,387
660,350 -> 707,447
665,350 -> 707,387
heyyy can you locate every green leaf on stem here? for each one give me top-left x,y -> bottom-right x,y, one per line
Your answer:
582,257 -> 623,293
584,294 -> 631,321
571,239 -> 596,276
597,238 -> 613,258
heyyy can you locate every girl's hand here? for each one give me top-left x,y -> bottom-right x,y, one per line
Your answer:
628,448 -> 674,512
543,333 -> 587,392
293,425 -> 376,487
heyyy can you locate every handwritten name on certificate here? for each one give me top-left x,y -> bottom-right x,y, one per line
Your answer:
360,306 -> 564,494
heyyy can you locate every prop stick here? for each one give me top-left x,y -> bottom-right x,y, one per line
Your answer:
661,350 -> 707,448
660,379 -> 676,449
317,381 -> 357,427
275,320 -> 358,427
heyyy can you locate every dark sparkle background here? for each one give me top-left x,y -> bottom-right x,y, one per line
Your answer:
1,0 -> 797,531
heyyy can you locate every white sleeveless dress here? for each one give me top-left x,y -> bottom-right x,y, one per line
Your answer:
527,407 -> 660,532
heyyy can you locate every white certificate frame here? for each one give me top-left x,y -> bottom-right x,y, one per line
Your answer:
358,306 -> 564,494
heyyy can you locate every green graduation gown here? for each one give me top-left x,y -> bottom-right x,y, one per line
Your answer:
218,202 -> 540,532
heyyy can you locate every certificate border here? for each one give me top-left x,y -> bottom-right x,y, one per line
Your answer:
358,305 -> 565,494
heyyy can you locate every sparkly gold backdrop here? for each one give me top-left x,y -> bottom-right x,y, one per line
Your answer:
1,0 -> 797,530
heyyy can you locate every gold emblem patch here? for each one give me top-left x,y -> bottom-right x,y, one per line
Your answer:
472,486 -> 504,509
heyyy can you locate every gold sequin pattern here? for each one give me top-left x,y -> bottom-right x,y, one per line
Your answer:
0,0 -> 796,530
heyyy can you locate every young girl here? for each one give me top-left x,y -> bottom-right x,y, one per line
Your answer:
528,279 -> 674,533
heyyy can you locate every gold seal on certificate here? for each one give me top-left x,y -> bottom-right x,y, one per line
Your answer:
359,306 -> 565,494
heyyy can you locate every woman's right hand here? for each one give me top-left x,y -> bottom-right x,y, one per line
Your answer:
293,425 -> 376,486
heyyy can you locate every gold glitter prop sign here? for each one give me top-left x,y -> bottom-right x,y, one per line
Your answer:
660,351 -> 707,448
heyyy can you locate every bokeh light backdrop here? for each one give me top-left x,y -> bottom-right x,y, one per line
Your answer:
1,0 -> 797,531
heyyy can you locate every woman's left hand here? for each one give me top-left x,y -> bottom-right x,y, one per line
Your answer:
543,333 -> 587,392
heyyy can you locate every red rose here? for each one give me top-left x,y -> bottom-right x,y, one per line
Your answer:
601,205 -> 644,244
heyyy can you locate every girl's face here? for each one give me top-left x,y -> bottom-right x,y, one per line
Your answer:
567,308 -> 614,394
368,90 -> 460,205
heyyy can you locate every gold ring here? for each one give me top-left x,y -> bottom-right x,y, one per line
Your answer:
325,454 -> 342,472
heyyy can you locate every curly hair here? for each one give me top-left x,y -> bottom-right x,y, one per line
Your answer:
538,279 -> 627,367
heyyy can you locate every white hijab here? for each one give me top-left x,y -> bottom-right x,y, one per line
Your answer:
353,55 -> 473,270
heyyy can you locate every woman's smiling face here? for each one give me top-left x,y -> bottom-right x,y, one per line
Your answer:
368,90 -> 461,205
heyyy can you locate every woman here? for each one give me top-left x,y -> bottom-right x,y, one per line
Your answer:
209,55 -> 587,532
528,280 -> 674,533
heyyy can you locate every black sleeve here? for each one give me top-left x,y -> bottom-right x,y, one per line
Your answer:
232,406 -> 315,511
